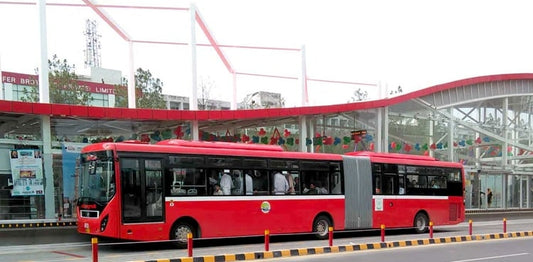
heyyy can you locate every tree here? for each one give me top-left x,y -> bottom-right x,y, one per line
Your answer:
135,68 -> 166,109
349,88 -> 368,102
389,85 -> 403,96
198,76 -> 214,110
22,54 -> 93,105
115,68 -> 166,109
113,77 -> 128,108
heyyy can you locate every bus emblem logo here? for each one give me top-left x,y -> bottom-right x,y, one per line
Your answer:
261,201 -> 271,213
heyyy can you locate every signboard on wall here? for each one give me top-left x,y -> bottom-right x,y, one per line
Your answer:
9,149 -> 44,196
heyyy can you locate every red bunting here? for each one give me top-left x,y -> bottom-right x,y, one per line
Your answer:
283,129 -> 291,137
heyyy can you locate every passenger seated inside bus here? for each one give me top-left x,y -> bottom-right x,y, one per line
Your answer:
317,181 -> 328,194
304,182 -> 319,194
213,184 -> 223,195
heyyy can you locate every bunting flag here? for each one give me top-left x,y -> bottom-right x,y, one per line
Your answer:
87,126 -> 507,156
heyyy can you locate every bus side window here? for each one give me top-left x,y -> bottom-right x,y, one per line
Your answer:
231,170 -> 244,195
374,175 -> 382,194
382,175 -> 394,195
252,170 -> 268,195
398,175 -> 406,195
331,172 -> 342,195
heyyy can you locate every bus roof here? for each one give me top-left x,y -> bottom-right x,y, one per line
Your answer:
346,151 -> 436,161
155,139 -> 284,152
82,139 -> 343,161
81,140 -> 462,167
346,151 -> 463,168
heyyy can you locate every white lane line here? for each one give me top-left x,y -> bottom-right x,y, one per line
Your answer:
451,253 -> 529,262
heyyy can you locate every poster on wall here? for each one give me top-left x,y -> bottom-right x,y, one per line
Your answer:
9,149 -> 44,196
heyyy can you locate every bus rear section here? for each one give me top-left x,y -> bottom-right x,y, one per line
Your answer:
341,154 -> 464,233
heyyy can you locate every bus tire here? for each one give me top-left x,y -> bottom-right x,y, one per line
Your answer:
170,221 -> 196,248
313,215 -> 332,240
413,212 -> 429,233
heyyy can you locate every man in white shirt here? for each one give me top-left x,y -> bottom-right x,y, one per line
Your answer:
245,173 -> 253,195
220,170 -> 233,195
273,171 -> 289,194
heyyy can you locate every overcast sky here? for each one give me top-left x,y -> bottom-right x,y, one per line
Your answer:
2,0 -> 533,107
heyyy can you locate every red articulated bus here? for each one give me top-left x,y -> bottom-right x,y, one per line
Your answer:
77,139 -> 464,246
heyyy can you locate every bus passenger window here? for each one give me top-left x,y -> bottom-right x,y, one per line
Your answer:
374,176 -> 382,194
399,175 -> 406,195
273,171 -> 289,194
243,170 -> 254,195
231,170 -> 244,195
331,172 -> 342,195
252,170 -> 268,195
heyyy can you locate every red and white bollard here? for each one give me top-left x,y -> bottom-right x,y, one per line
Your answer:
380,224 -> 385,242
328,226 -> 333,246
187,233 -> 193,257
91,237 -> 98,262
264,229 -> 270,251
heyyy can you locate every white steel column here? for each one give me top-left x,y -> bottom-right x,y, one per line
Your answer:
128,41 -> 135,108
503,98 -> 509,167
189,4 -> 199,140
37,0 -> 54,219
448,108 -> 455,161
0,55 -> 3,99
309,119 -> 315,153
41,116 -> 54,219
38,0 -> 49,103
299,116 -> 307,152
232,72 -> 237,110
429,116 -> 434,158
300,45 -> 308,106
376,108 -> 382,152
382,107 -> 389,152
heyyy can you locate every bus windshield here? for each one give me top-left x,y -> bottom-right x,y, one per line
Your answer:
78,151 -> 115,206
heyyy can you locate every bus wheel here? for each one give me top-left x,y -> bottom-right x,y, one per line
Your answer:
313,215 -> 332,240
413,212 -> 429,233
171,221 -> 196,248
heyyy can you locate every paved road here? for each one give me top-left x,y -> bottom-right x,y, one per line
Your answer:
0,211 -> 532,262
272,236 -> 533,262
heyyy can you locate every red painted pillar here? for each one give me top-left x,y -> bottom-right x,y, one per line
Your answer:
380,224 -> 385,242
91,237 -> 98,262
429,221 -> 434,239
328,226 -> 333,246
264,229 -> 270,251
469,219 -> 473,235
503,218 -> 507,233
187,233 -> 193,257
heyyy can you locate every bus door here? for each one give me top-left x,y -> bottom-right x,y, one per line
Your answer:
120,158 -> 164,235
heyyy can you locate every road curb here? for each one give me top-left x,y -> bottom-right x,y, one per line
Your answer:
134,231 -> 533,262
